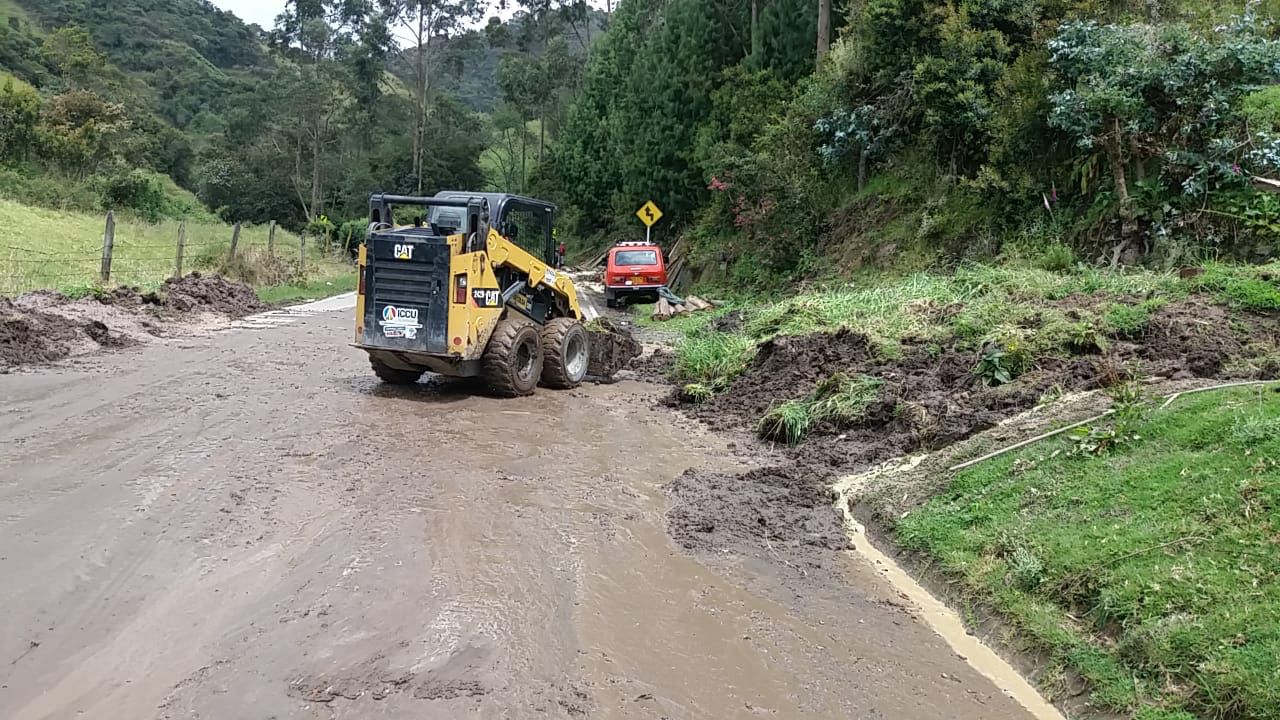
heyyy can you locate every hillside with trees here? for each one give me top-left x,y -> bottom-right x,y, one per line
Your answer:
540,0 -> 1280,284
0,0 -> 595,237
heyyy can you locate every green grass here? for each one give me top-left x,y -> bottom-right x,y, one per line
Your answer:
0,198 -> 349,296
1190,261 -> 1280,312
256,271 -> 357,305
758,373 -> 885,444
896,385 -> 1280,719
670,330 -> 757,388
744,264 -> 1186,351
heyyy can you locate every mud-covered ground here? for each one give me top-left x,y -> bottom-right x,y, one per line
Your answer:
0,304 -> 1044,719
1,273 -> 264,370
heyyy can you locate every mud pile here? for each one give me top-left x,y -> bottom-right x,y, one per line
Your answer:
665,295 -> 1280,570
0,296 -> 90,368
157,272 -> 265,317
1,273 -> 264,370
667,463 -> 851,575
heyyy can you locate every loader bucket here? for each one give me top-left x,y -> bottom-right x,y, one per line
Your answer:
586,318 -> 642,379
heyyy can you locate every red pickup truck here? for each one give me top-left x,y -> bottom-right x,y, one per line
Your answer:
604,242 -> 667,308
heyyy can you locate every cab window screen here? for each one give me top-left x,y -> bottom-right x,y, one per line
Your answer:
501,206 -> 549,261
615,250 -> 658,265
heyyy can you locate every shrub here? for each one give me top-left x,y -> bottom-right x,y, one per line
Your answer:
1035,244 -> 1076,272
94,168 -> 170,221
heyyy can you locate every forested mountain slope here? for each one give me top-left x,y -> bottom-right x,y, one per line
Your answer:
0,0 -> 553,231
541,0 -> 1280,284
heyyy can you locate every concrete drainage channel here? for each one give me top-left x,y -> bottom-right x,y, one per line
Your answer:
835,465 -> 1066,720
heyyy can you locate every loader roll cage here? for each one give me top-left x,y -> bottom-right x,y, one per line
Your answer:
368,192 -> 556,262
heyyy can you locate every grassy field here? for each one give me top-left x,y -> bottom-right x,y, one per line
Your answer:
0,198 -> 353,298
894,384 -> 1280,720
256,273 -> 358,305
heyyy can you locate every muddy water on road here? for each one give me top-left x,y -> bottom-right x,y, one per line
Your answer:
1,312 -> 1040,719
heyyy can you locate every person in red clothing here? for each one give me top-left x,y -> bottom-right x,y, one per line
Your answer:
556,240 -> 567,268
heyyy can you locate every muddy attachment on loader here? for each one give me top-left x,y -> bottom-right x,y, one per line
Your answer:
586,318 -> 642,379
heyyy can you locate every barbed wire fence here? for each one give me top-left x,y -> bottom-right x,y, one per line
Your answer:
1,211 -> 348,297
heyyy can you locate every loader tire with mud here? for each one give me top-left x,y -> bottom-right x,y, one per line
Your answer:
540,318 -> 590,389
482,317 -> 544,397
370,358 -> 425,385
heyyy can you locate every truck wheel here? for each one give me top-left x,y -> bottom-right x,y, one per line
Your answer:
541,318 -> 590,389
370,358 -> 424,385
482,317 -> 543,397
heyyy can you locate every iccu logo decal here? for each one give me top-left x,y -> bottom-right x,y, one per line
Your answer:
378,305 -> 421,339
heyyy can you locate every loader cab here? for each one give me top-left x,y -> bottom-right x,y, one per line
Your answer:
432,191 -> 555,264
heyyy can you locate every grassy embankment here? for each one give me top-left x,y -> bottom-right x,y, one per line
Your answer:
0,198 -> 355,303
645,261 -> 1280,718
898,384 -> 1280,720
651,262 -> 1279,438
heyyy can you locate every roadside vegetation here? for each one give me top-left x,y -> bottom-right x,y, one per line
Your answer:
662,262 -> 1280,406
896,384 -> 1280,720
0,198 -> 353,300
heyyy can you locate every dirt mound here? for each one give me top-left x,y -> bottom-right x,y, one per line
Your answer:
691,329 -> 875,431
1137,300 -> 1251,378
663,295 -> 1280,574
0,297 -> 86,368
627,345 -> 674,383
667,463 -> 850,575
688,297 -> 1280,468
155,272 -> 265,317
2,273 -> 264,370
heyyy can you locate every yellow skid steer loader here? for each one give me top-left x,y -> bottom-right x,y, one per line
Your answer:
354,192 -> 629,396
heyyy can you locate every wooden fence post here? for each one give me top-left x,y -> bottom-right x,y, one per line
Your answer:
175,221 -> 186,279
229,222 -> 242,259
299,233 -> 307,270
100,210 -> 115,284
267,220 -> 276,258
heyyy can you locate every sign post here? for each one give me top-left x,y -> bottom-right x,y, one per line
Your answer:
636,200 -> 663,242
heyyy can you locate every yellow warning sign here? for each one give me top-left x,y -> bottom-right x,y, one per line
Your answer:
636,200 -> 663,228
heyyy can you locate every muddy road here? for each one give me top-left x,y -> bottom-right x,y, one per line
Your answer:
1,301 -> 1042,719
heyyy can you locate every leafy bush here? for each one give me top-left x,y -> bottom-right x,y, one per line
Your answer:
95,168 -> 168,221
1035,244 -> 1075,272
336,219 -> 367,254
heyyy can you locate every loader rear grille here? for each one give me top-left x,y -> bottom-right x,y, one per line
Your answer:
371,264 -> 444,306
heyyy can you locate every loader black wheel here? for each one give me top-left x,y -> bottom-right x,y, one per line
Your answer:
482,317 -> 543,397
540,318 -> 590,389
370,358 -> 425,385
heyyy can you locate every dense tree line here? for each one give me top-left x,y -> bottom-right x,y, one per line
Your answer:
0,0 -> 596,232
542,0 -> 1280,283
